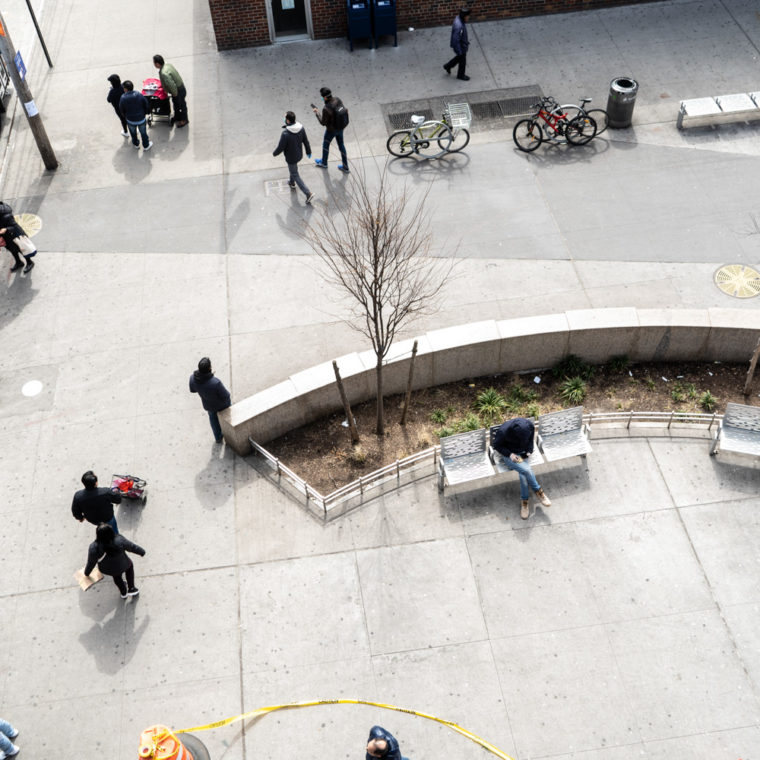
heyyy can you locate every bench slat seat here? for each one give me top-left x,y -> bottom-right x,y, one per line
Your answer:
536,406 -> 591,465
710,402 -> 760,457
438,429 -> 494,490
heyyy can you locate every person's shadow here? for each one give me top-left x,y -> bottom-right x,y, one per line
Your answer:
78,594 -> 150,675
111,144 -> 153,184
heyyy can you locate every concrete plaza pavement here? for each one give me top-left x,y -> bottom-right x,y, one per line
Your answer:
1,0 -> 760,757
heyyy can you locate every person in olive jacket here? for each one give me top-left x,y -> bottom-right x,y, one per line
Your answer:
153,54 -> 188,127
189,357 -> 231,443
273,111 -> 313,204
84,523 -> 145,599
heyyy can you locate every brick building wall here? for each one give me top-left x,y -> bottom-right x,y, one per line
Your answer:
209,0 -> 655,50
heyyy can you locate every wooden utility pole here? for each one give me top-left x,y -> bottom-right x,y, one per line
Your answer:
743,337 -> 760,397
0,10 -> 57,170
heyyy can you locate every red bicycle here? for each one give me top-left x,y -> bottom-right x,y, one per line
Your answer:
513,96 -> 597,152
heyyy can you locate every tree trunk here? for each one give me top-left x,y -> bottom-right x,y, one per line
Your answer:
375,359 -> 385,435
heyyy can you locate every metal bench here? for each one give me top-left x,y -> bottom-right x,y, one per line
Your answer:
709,402 -> 760,457
437,428 -> 494,491
677,91 -> 760,129
536,406 -> 592,468
488,424 -> 544,472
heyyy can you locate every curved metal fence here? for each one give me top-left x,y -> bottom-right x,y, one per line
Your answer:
249,410 -> 720,520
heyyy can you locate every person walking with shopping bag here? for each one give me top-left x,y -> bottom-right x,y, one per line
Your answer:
0,201 -> 37,273
84,523 -> 146,599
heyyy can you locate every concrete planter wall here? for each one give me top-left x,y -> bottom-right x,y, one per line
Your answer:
220,308 -> 760,454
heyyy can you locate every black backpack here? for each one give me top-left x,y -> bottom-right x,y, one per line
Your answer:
329,98 -> 350,130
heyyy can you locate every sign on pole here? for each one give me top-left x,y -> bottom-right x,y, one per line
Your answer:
14,50 -> 25,79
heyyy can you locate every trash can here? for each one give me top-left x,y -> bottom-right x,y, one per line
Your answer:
606,77 -> 638,129
371,0 -> 397,47
347,0 -> 372,50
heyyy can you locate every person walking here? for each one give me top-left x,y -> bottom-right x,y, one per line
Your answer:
0,718 -> 20,759
0,201 -> 37,274
71,470 -> 122,534
365,726 -> 406,760
443,7 -> 471,81
312,87 -> 350,173
107,74 -> 129,137
492,416 -> 552,519
119,80 -> 153,151
189,357 -> 231,443
84,523 -> 145,599
153,54 -> 188,128
273,111 -> 314,204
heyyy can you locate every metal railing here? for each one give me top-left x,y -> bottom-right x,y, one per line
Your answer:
248,410 -> 720,520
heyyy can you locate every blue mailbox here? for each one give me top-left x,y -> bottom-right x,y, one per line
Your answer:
371,0 -> 397,47
347,0 -> 372,50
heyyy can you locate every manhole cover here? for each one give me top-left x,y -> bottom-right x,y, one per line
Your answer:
714,264 -> 760,298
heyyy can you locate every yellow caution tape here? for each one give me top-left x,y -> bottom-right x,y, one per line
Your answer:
175,698 -> 514,760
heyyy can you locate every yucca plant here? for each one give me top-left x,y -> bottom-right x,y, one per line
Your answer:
559,376 -> 587,405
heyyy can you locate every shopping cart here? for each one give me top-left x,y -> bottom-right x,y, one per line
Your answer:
111,474 -> 148,504
141,77 -> 170,126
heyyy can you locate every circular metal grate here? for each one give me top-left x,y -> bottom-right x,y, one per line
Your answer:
14,213 -> 42,237
714,263 -> 760,298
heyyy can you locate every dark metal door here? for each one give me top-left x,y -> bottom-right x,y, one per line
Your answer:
272,0 -> 307,34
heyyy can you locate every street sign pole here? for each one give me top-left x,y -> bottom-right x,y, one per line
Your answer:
0,10 -> 57,170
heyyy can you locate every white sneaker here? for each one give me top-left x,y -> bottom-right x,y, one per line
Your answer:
144,141 -> 153,151
133,143 -> 140,149
121,130 -> 129,137
305,192 -> 315,204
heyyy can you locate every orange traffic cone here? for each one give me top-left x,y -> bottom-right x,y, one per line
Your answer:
138,725 -> 210,760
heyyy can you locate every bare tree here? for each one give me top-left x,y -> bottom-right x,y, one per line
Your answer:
304,166 -> 453,435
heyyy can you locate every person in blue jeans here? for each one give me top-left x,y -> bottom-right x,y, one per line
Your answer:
312,87 -> 349,173
0,718 -> 20,758
119,80 -> 153,151
492,416 -> 552,520
365,726 -> 407,760
189,357 -> 232,443
71,470 -> 122,534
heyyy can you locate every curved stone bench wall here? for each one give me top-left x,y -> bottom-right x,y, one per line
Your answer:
220,307 -> 760,454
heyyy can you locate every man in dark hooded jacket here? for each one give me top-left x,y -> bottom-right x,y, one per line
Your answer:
189,357 -> 231,443
443,7 -> 471,81
273,111 -> 314,204
492,416 -> 552,520
106,74 -> 129,137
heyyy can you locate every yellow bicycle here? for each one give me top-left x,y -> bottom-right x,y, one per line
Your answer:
386,103 -> 471,159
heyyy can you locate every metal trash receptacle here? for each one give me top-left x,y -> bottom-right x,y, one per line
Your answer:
606,77 -> 638,128
371,0 -> 397,47
347,0 -> 372,50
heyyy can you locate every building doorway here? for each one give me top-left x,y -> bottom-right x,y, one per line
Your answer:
271,0 -> 308,37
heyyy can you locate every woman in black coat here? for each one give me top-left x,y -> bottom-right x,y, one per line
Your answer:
107,74 -> 129,136
0,201 -> 35,273
84,523 -> 146,598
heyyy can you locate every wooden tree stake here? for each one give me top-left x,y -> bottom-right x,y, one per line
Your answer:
333,360 -> 360,444
399,340 -> 418,425
743,337 -> 760,396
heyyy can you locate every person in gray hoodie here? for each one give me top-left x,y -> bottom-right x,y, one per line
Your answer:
189,357 -> 231,443
273,111 -> 314,204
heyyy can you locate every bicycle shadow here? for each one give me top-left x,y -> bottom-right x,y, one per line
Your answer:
385,151 -> 471,183
513,135 -> 611,166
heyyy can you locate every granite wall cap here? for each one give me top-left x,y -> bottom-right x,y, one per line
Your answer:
565,307 -> 639,330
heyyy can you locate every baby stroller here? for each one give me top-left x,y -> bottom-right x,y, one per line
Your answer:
111,474 -> 148,505
142,77 -> 170,126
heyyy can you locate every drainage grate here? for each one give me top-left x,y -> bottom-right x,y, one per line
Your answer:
264,179 -> 293,196
388,108 -> 435,130
714,264 -> 760,298
382,85 -> 543,134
